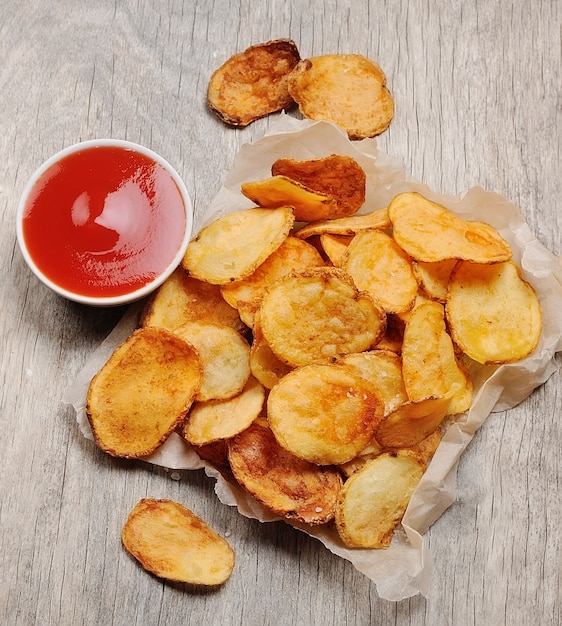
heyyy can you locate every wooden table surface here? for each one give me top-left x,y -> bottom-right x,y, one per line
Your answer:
1,1 -> 560,624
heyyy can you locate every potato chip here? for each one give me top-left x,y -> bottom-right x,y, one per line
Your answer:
374,394 -> 453,449
287,54 -> 394,139
319,234 -> 352,267
271,154 -> 366,217
446,260 -> 542,364
87,328 -> 202,458
241,175 -> 338,222
258,267 -> 386,367
267,363 -> 385,465
122,498 -> 234,585
228,419 -> 343,525
337,350 -> 408,415
342,230 -> 418,314
182,376 -> 265,446
207,39 -> 300,127
221,236 -> 324,328
401,301 -> 473,414
412,259 -> 458,302
173,322 -> 251,402
182,207 -> 294,285
192,440 -> 230,468
388,192 -> 513,263
140,267 -> 244,332
249,313 -> 293,388
295,207 -> 390,240
335,451 -> 424,548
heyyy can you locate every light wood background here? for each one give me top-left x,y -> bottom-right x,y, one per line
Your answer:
1,1 -> 560,624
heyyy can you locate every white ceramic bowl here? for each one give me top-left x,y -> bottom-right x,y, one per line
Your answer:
16,139 -> 193,306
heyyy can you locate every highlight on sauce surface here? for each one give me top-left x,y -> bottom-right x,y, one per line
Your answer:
21,145 -> 187,298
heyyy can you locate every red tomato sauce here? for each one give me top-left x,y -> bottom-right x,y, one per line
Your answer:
22,146 -> 186,297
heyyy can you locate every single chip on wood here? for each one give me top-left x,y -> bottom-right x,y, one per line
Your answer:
122,498 -> 235,585
207,39 -> 301,127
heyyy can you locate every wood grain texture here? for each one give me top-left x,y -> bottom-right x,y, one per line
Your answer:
1,1 -> 560,624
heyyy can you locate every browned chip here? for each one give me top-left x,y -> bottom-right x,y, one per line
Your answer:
182,207 -> 294,285
287,54 -> 394,139
335,452 -> 424,548
86,327 -> 202,458
271,154 -> 366,217
140,267 -> 244,332
295,207 -> 391,240
258,267 -> 386,367
446,260 -> 542,364
122,498 -> 234,585
267,363 -> 385,465
207,39 -> 300,127
342,230 -> 418,314
221,236 -> 324,328
228,419 -> 343,525
388,192 -> 513,264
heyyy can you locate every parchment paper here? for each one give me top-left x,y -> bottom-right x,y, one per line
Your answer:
64,115 -> 562,601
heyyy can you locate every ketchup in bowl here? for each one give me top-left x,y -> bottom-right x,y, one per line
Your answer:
17,140 -> 192,306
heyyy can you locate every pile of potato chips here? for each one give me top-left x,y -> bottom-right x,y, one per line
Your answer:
86,153 -> 542,564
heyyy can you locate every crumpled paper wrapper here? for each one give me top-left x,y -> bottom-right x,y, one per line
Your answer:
64,115 -> 562,601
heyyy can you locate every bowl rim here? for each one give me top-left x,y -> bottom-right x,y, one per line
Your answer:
16,138 -> 193,307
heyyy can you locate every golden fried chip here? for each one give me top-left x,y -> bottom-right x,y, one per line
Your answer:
140,267 -> 244,332
342,230 -> 418,314
122,498 -> 234,585
267,363 -> 385,465
319,234 -> 352,267
337,350 -> 408,415
228,419 -> 343,525
182,376 -> 265,446
258,267 -> 386,367
412,259 -> 458,302
86,328 -> 202,458
221,236 -> 324,328
241,175 -> 338,222
249,314 -> 293,389
287,54 -> 394,139
401,301 -> 472,415
182,207 -> 294,285
295,207 -> 390,240
271,154 -> 366,217
446,260 -> 542,364
207,39 -> 300,127
173,322 -> 251,401
374,394 -> 453,449
388,192 -> 513,263
335,452 -> 424,548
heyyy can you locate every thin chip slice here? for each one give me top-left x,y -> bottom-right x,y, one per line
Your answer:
258,267 -> 386,367
207,39 -> 300,127
228,419 -> 343,525
271,154 -> 366,217
249,313 -> 293,389
446,260 -> 542,364
173,322 -> 251,401
335,452 -> 424,548
319,234 -> 352,267
374,394 -> 453,449
122,499 -> 234,585
140,267 -> 244,332
342,230 -> 418,314
182,207 -> 294,285
412,259 -> 458,302
287,54 -> 394,139
337,350 -> 408,416
221,236 -> 324,328
388,192 -> 512,263
267,363 -> 385,465
182,376 -> 265,446
86,327 -> 202,458
401,301 -> 473,415
192,440 -> 230,468
241,175 -> 338,222
295,207 -> 390,240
